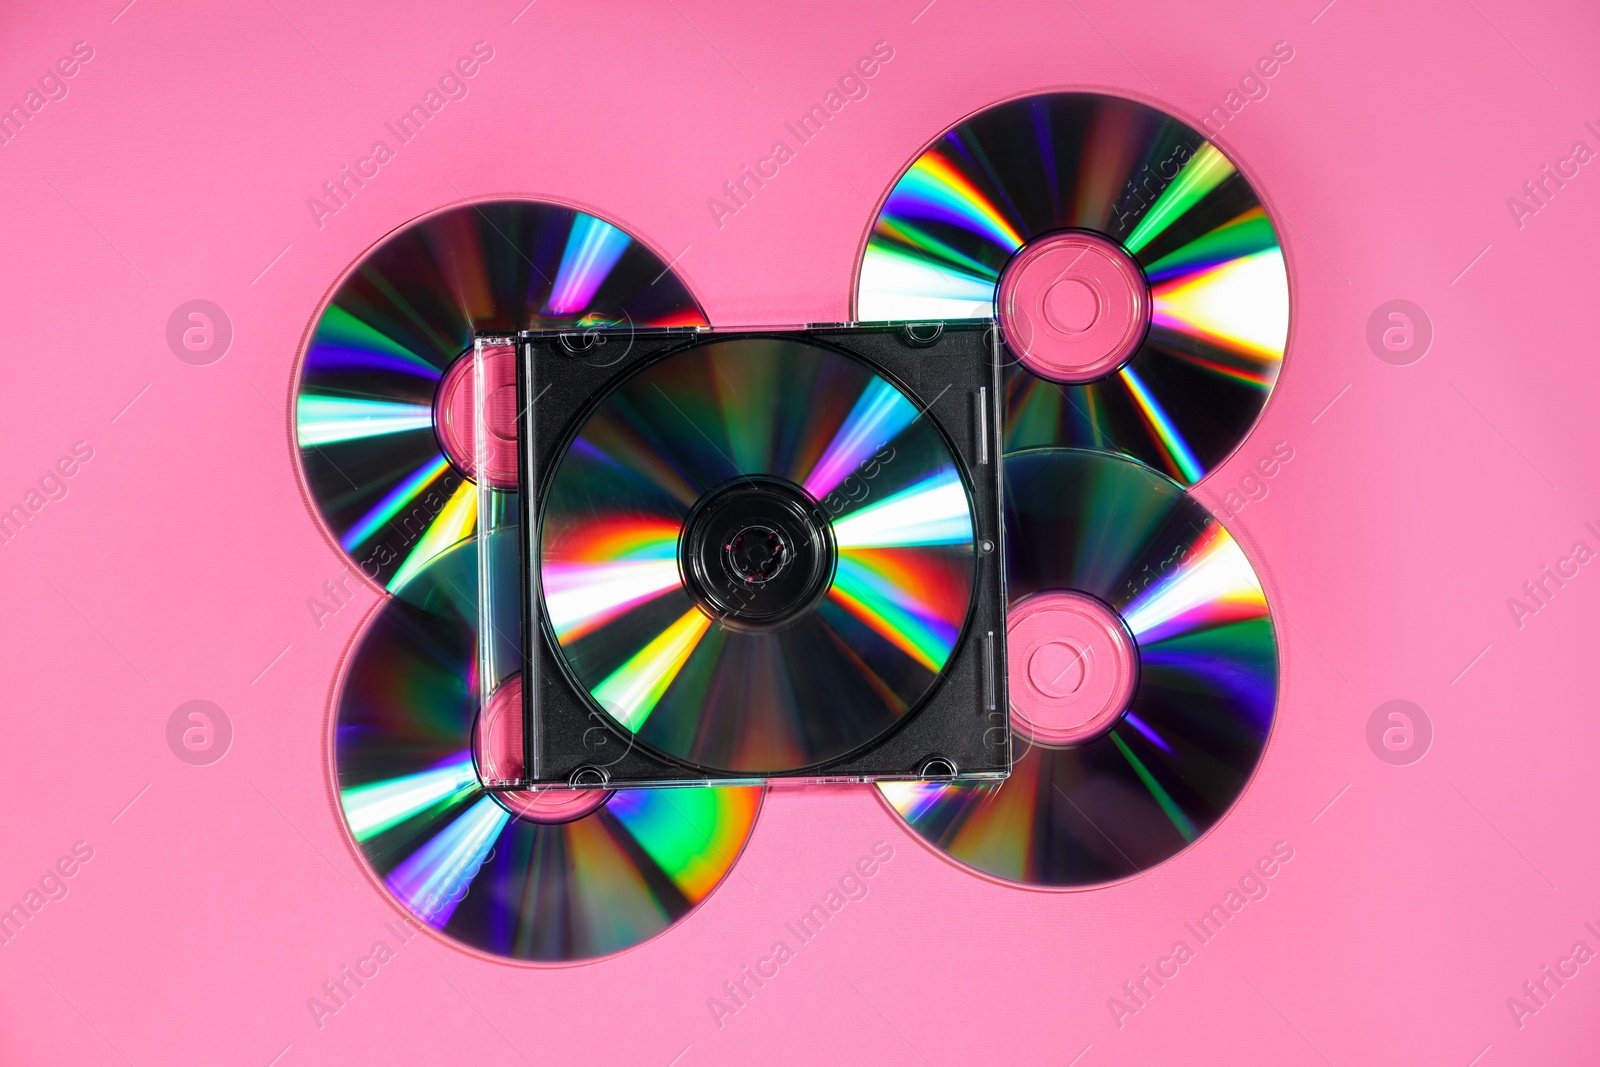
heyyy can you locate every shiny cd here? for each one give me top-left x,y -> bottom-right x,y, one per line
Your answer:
855,93 -> 1288,486
539,336 -> 978,774
332,533 -> 761,963
879,449 -> 1276,887
295,200 -> 706,590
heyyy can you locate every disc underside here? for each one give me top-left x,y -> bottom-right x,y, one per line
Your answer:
296,199 -> 706,591
856,92 -> 1288,486
333,534 -> 761,963
879,449 -> 1276,887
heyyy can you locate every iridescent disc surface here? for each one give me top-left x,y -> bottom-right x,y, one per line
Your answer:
539,336 -> 978,774
856,93 -> 1288,485
879,449 -> 1276,887
296,200 -> 706,590
333,534 -> 761,963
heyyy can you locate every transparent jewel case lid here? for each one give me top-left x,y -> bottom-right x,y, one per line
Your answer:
474,324 -> 1011,790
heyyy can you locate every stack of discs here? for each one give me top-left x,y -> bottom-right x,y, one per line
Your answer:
305,91 -> 1290,924
860,93 -> 1284,887
299,201 -> 762,962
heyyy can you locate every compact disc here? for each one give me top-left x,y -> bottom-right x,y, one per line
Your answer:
331,533 -> 761,963
878,449 -> 1276,887
539,336 -> 978,774
295,199 -> 706,590
855,93 -> 1288,486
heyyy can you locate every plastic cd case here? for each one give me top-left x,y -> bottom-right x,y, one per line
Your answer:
472,323 -> 1009,789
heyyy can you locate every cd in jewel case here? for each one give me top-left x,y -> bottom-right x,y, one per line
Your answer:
473,323 -> 1009,789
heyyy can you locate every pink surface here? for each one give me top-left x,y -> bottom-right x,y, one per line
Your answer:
1,1 -> 1598,1064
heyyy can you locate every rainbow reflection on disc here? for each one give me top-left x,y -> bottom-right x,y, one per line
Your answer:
539,336 -> 978,774
879,449 -> 1276,887
855,93 -> 1288,486
295,200 -> 706,591
332,534 -> 761,963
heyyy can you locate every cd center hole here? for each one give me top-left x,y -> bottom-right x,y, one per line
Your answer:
1029,640 -> 1089,695
725,525 -> 788,584
486,383 -> 519,441
1044,278 -> 1100,333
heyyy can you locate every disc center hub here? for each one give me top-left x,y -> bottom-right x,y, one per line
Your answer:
434,345 -> 520,489
1028,639 -> 1088,695
1006,590 -> 1138,745
1043,278 -> 1100,334
996,231 -> 1149,383
473,675 -> 610,823
682,478 -> 835,631
725,524 -> 790,585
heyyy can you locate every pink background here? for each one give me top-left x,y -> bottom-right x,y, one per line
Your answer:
2,0 -> 1598,1063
